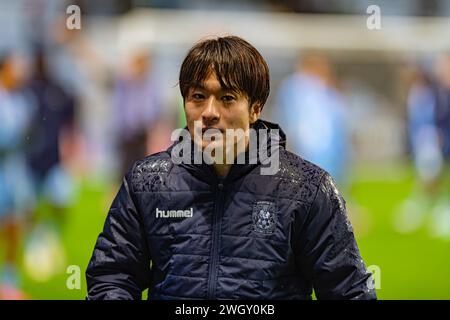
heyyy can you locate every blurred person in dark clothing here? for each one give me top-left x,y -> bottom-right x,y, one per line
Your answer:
112,50 -> 162,178
434,54 -> 450,161
22,49 -> 78,280
394,62 -> 450,238
26,49 -> 77,216
430,55 -> 450,238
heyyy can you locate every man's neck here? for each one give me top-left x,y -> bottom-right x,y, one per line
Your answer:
213,163 -> 232,178
210,135 -> 251,179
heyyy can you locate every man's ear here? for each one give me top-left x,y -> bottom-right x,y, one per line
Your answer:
249,103 -> 263,124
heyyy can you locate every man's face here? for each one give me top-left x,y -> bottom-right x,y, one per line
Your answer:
0,56 -> 24,90
184,71 -> 261,160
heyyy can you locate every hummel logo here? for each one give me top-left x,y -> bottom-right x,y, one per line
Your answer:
156,208 -> 193,218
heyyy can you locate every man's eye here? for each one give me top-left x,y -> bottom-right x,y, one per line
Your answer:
192,93 -> 204,100
221,95 -> 235,102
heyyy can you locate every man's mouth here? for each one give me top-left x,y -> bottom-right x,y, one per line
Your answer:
201,127 -> 223,134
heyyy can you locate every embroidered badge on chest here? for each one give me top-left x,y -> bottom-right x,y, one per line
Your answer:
251,201 -> 278,235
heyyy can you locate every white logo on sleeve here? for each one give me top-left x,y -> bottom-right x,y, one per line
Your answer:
156,208 -> 194,218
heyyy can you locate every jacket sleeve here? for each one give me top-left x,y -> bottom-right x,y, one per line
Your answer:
296,173 -> 377,300
86,170 -> 151,300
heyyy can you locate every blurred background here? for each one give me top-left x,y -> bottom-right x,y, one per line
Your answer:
0,0 -> 449,300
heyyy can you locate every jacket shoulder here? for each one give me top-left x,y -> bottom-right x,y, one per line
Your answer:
127,151 -> 174,193
276,149 -> 328,204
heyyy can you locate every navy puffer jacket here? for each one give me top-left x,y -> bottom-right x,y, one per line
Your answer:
86,120 -> 376,300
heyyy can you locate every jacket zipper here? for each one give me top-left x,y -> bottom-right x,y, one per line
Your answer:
207,179 -> 225,299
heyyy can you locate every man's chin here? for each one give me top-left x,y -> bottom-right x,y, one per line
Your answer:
198,140 -> 225,150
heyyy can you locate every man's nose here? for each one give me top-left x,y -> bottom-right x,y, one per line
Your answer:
201,96 -> 220,125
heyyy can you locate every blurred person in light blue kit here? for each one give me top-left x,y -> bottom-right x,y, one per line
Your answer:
0,52 -> 36,299
276,53 -> 350,185
394,60 -> 450,238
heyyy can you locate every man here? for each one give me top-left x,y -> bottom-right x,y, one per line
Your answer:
86,36 -> 376,300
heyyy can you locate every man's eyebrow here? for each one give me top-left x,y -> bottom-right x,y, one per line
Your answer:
190,82 -> 238,94
190,83 -> 206,90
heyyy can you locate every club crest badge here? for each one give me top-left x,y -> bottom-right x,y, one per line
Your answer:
252,201 -> 278,235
